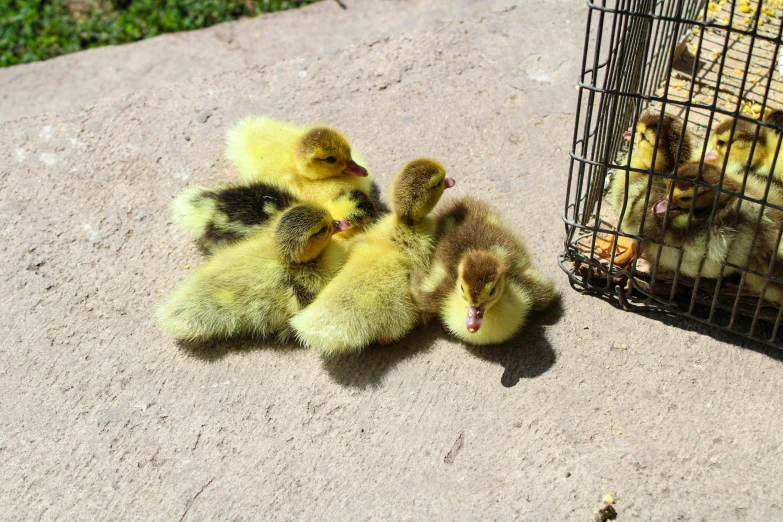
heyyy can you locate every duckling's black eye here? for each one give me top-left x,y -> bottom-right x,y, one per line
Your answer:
717,140 -> 726,147
490,287 -> 496,297
314,226 -> 328,236
325,157 -> 337,164
460,284 -> 464,293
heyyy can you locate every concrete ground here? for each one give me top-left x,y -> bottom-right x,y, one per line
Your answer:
2,1 -> 783,520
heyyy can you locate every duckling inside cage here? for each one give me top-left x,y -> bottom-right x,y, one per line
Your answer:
561,0 -> 783,346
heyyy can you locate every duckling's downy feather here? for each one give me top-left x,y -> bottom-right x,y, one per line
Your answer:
608,111 -> 697,231
226,117 -> 301,184
644,163 -> 783,303
440,281 -> 533,344
173,181 -> 376,253
413,197 -> 554,345
171,182 -> 298,252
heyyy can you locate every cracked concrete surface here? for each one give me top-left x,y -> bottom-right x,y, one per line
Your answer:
1,1 -> 783,520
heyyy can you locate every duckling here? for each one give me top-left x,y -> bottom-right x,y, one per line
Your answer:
172,182 -> 375,253
412,197 -> 555,345
158,203 -> 351,342
597,110 -> 697,266
706,113 -> 783,187
225,117 -> 373,225
320,189 -> 377,237
626,111 -> 693,174
171,182 -> 298,253
289,159 -> 456,355
647,162 -> 783,303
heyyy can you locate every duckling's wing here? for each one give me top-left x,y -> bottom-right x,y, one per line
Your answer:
517,267 -> 556,312
172,182 -> 298,253
158,246 -> 291,342
411,257 -> 453,314
171,185 -> 220,240
290,250 -> 418,355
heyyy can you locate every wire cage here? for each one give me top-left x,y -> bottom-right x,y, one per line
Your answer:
561,0 -> 783,347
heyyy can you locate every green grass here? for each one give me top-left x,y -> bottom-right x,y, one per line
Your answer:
0,0 -> 318,67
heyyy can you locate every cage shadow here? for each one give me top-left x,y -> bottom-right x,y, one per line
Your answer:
464,297 -> 562,387
654,307 -> 783,362
322,297 -> 564,389
573,282 -> 783,361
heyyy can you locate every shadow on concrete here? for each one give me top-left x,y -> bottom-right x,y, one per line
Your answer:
177,295 -> 564,382
465,296 -> 563,387
177,336 -> 304,362
580,285 -> 783,361
655,311 -> 783,362
672,52 -> 706,77
322,295 -> 564,389
320,324 -> 446,389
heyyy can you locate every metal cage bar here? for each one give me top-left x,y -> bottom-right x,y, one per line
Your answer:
561,0 -> 783,348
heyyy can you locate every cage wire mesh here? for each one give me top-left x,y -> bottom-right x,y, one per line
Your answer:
561,0 -> 783,347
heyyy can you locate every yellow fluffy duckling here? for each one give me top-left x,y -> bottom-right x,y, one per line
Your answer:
598,110 -> 697,266
172,182 -> 375,253
225,117 -> 373,222
289,158 -> 456,355
413,197 -> 555,345
705,112 -> 783,187
158,203 -> 351,342
647,162 -> 783,303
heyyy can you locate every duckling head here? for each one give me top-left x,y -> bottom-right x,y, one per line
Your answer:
295,127 -> 368,181
652,163 -> 738,226
328,189 -> 376,233
275,204 -> 351,263
456,251 -> 506,333
625,111 -> 692,172
706,117 -> 767,170
390,158 -> 455,224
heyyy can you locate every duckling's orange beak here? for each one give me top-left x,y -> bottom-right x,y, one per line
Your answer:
332,220 -> 351,233
445,177 -> 456,189
704,149 -> 718,162
653,199 -> 677,217
343,159 -> 368,177
623,129 -> 633,142
466,305 -> 484,333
